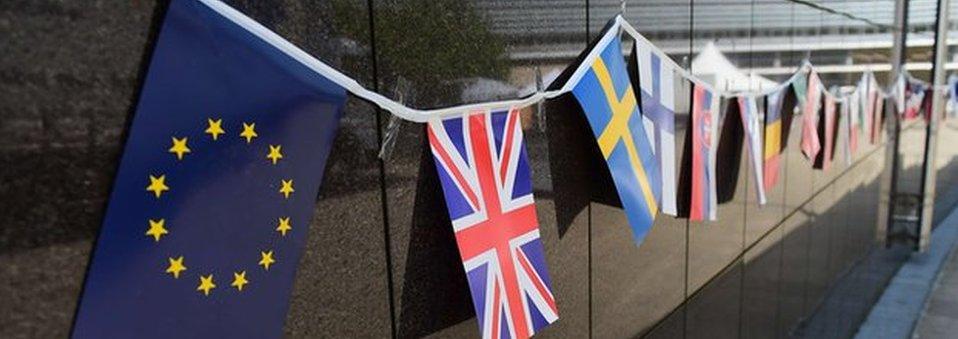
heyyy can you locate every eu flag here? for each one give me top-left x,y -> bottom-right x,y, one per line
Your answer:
72,0 -> 345,337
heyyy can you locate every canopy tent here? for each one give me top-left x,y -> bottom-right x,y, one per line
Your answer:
692,41 -> 779,93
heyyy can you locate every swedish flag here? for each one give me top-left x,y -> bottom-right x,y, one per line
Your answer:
572,34 -> 660,245
72,0 -> 345,337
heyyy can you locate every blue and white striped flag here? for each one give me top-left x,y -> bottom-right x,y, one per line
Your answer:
635,39 -> 677,216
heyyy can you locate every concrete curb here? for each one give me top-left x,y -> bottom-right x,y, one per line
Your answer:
854,208 -> 958,339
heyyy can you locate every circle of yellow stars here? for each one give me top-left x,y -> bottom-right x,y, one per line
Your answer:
144,117 -> 296,297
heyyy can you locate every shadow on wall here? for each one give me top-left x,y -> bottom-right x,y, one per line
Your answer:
715,98 -> 745,204
648,146 -> 896,339
932,121 -> 958,225
396,135 -> 475,338
545,93 -> 621,238
927,151 -> 958,224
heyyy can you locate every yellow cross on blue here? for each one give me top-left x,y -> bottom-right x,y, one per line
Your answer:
571,34 -> 661,245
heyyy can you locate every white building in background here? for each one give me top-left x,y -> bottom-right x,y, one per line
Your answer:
692,41 -> 778,92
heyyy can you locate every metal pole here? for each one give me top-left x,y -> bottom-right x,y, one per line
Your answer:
877,0 -> 910,246
890,0 -> 910,78
917,0 -> 950,252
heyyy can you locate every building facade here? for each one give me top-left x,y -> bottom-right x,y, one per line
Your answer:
3,1 -> 958,338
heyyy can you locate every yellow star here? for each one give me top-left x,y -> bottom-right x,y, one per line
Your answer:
259,250 -> 275,271
165,256 -> 186,279
145,219 -> 168,242
205,118 -> 225,140
168,137 -> 191,160
146,175 -> 169,198
267,145 -> 283,165
231,271 -> 249,291
279,179 -> 294,199
240,122 -> 258,144
197,274 -> 216,296
276,217 -> 292,236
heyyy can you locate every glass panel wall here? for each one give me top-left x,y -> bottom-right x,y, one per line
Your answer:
0,1 -> 925,338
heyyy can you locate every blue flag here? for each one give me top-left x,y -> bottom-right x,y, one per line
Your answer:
571,34 -> 660,245
72,0 -> 345,337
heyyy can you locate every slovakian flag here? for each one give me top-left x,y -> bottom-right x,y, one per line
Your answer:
635,39 -> 677,216
72,0 -> 347,337
690,84 -> 719,221
763,88 -> 785,192
801,71 -> 823,161
573,33 -> 660,245
738,96 -> 767,205
815,94 -> 837,170
427,108 -> 558,339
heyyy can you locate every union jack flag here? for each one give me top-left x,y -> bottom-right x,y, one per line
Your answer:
427,108 -> 558,339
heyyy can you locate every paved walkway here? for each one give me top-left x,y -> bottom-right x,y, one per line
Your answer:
855,206 -> 958,339
913,241 -> 958,338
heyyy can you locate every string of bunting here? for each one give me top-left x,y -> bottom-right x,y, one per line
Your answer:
71,1 -> 950,338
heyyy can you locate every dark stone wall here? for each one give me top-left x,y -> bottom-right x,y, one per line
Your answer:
0,1 -> 938,338
1,2 -> 158,337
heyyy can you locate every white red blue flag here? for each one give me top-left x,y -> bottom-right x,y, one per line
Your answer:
636,39 -> 677,216
690,84 -> 718,221
738,96 -> 768,205
427,108 -> 558,339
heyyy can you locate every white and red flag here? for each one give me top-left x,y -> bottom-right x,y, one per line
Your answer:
801,71 -> 823,161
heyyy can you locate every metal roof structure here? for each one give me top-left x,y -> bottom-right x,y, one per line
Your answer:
469,0 -> 957,83
473,0 -> 952,41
